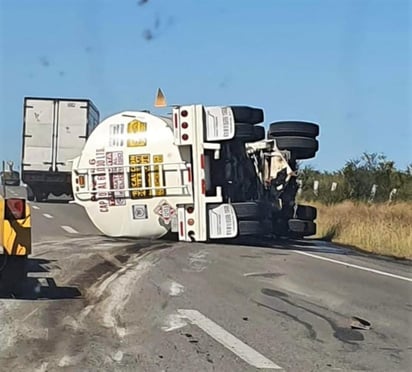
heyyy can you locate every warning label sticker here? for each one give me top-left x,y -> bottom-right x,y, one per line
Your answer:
132,204 -> 148,220
154,199 -> 176,225
109,124 -> 125,147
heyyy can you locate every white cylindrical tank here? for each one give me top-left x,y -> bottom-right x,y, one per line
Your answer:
71,111 -> 190,238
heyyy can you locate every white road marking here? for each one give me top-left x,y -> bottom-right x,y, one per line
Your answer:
61,225 -> 79,234
178,309 -> 283,370
32,205 -> 40,210
293,250 -> 412,283
42,213 -> 53,219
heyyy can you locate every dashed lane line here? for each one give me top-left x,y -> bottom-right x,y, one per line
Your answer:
61,225 -> 79,234
42,213 -> 53,219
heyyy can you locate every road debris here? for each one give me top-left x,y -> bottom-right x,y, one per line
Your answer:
350,316 -> 371,330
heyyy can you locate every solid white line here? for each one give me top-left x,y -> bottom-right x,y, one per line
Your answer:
61,225 -> 79,234
178,309 -> 283,370
32,205 -> 40,210
293,250 -> 412,283
42,213 -> 53,219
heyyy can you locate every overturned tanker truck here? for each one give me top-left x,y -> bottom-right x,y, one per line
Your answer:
71,103 -> 319,242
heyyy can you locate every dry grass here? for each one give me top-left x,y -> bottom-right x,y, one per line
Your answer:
311,201 -> 412,259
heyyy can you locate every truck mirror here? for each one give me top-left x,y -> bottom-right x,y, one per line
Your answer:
5,198 -> 26,220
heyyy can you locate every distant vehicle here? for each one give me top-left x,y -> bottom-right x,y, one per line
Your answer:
21,97 -> 100,202
71,99 -> 320,241
0,170 -> 20,186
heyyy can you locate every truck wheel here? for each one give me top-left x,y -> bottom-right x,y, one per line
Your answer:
35,191 -> 48,202
26,187 -> 35,201
269,136 -> 319,160
252,126 -> 265,141
285,205 -> 317,221
268,121 -> 319,138
230,106 -> 264,124
235,123 -> 254,141
238,220 -> 264,235
288,219 -> 316,237
295,205 -> 317,220
232,201 -> 265,220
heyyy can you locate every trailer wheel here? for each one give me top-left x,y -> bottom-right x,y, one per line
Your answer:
230,106 -> 264,124
34,190 -> 48,202
232,201 -> 266,220
238,220 -> 264,235
252,126 -> 265,141
269,136 -> 319,160
234,123 -> 254,140
268,121 -> 319,138
295,205 -> 317,220
285,205 -> 317,221
26,187 -> 35,201
288,219 -> 316,237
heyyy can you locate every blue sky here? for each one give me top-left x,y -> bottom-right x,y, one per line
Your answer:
0,0 -> 410,171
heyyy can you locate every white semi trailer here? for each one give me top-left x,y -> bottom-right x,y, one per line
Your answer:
21,97 -> 100,202
71,104 -> 319,241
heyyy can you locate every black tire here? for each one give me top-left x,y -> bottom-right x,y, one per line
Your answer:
231,106 -> 264,124
235,123 -> 265,142
238,220 -> 264,236
285,205 -> 317,220
34,190 -> 48,202
252,126 -> 265,141
235,123 -> 254,140
269,121 -> 319,138
296,205 -> 317,220
288,219 -> 316,237
232,202 -> 263,220
269,136 -> 319,160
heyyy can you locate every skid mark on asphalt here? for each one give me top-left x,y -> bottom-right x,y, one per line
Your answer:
84,255 -> 153,338
162,313 -> 188,332
177,309 -> 283,370
184,250 -> 211,272
34,362 -> 48,372
293,250 -> 412,283
158,279 -> 185,296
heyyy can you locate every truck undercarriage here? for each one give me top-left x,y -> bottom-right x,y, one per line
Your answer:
206,108 -> 319,239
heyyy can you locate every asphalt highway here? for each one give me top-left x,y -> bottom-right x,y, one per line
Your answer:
0,185 -> 411,371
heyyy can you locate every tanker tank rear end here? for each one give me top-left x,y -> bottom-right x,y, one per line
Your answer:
71,111 -> 192,238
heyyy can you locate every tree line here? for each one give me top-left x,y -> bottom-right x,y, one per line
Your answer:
296,153 -> 412,204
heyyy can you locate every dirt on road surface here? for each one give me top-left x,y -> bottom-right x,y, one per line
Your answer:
1,235 -> 411,372
0,236 -> 171,372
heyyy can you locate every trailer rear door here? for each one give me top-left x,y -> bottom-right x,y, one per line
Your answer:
55,100 -> 89,172
23,98 -> 56,172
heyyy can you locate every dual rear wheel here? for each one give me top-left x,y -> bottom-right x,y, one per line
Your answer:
230,202 -> 317,238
